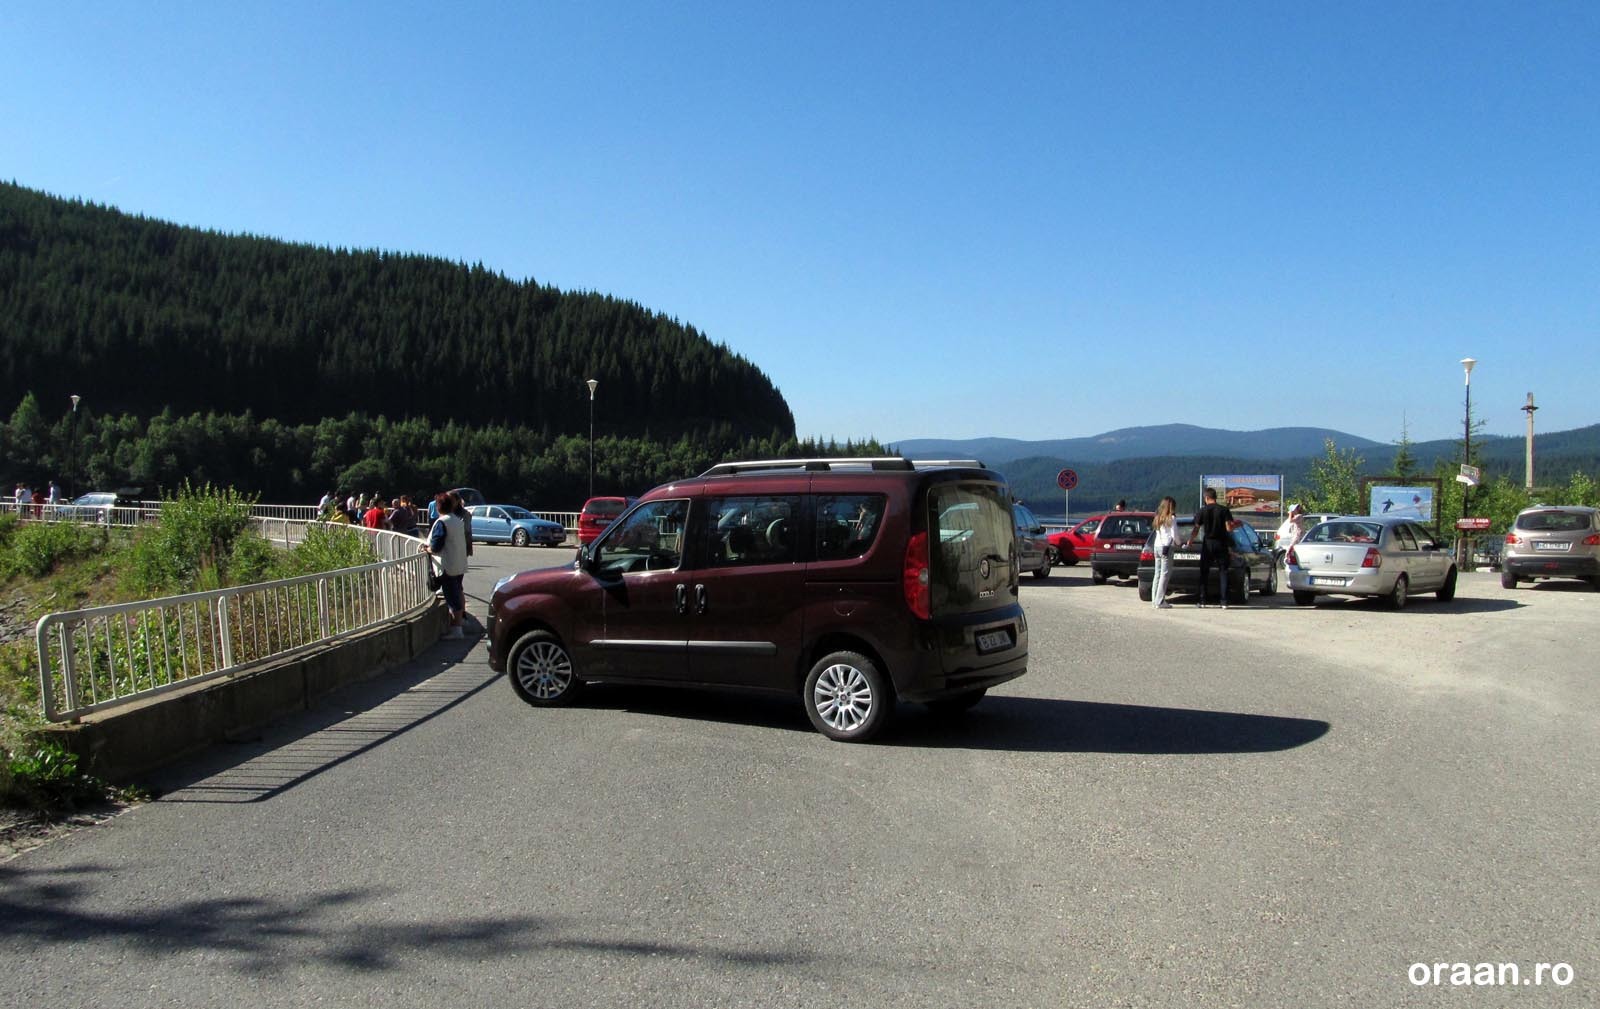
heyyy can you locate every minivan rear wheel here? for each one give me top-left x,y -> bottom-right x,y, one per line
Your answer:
1500,570 -> 1518,589
508,630 -> 584,706
804,651 -> 892,742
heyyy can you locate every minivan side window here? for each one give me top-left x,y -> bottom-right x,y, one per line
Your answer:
704,495 -> 801,567
816,495 -> 886,561
593,500 -> 689,577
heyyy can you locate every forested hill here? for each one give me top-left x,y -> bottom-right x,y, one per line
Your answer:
0,182 -> 794,439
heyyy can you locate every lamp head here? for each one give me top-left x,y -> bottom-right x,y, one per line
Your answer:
1460,357 -> 1476,384
586,378 -> 598,399
70,394 -> 81,410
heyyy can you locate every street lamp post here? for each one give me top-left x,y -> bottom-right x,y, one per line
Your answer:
1460,358 -> 1475,569
586,379 -> 598,498
68,394 -> 81,498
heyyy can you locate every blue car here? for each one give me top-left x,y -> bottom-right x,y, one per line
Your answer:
467,505 -> 568,547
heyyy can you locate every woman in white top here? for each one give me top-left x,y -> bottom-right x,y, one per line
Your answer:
1275,503 -> 1306,567
1151,496 -> 1180,609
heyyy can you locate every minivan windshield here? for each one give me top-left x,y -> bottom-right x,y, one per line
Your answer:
927,483 -> 1014,613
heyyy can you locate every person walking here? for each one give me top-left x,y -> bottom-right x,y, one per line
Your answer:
1195,487 -> 1235,608
1275,503 -> 1307,567
1150,496 -> 1180,609
422,492 -> 469,639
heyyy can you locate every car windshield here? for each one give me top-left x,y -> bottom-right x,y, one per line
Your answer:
1304,520 -> 1383,544
1516,510 -> 1591,532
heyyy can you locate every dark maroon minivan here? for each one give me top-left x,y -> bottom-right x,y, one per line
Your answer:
487,457 -> 1029,741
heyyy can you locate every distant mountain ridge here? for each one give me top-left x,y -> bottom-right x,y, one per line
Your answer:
895,425 -> 1384,465
894,424 -> 1600,517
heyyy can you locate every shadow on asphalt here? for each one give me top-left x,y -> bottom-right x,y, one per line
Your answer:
145,620 -> 497,804
588,686 -> 1328,754
0,865 -> 810,972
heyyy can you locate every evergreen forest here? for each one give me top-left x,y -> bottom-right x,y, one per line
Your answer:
0,181 -> 792,439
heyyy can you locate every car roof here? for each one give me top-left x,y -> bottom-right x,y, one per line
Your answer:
1517,504 -> 1598,514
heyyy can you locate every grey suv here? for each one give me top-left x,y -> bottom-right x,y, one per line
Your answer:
1501,505 -> 1600,589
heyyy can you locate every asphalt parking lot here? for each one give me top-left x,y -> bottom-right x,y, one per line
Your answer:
2,550 -> 1594,1008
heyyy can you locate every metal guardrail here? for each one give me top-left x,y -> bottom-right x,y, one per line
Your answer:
34,524 -> 433,724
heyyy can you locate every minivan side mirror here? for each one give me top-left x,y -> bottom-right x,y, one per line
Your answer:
575,545 -> 595,572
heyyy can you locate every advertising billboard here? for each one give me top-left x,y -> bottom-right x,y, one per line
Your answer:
1199,474 -> 1283,517
1367,484 -> 1434,521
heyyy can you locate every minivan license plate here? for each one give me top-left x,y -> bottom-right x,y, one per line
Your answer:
975,628 -> 1012,654
1534,541 -> 1569,552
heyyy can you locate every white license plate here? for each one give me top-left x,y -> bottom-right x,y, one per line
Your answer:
1116,544 -> 1141,551
1175,552 -> 1199,561
1310,576 -> 1348,586
1534,541 -> 1570,552
975,629 -> 1012,654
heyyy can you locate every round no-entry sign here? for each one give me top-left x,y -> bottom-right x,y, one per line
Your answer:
1056,469 -> 1078,491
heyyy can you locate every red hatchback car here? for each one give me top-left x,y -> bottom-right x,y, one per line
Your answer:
1049,514 -> 1104,566
1089,511 -> 1156,583
577,495 -> 636,545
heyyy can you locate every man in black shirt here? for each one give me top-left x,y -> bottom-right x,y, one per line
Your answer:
1195,487 -> 1235,608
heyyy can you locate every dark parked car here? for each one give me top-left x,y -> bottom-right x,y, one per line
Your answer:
1048,514 -> 1103,566
1012,503 -> 1055,580
1136,518 -> 1279,603
488,457 -> 1030,742
1089,512 -> 1155,583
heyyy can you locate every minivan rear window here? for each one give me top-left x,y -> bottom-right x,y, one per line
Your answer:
927,483 -> 1014,612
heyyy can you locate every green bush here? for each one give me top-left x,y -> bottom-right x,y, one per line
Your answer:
1,521 -> 108,579
2,737 -> 106,809
275,524 -> 377,578
124,482 -> 258,594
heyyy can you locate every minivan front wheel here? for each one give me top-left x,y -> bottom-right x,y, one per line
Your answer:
508,630 -> 584,706
804,651 -> 892,742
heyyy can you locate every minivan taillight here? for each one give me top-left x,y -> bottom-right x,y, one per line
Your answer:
1505,533 -> 1520,546
903,530 -> 931,620
1584,534 -> 1600,546
1140,549 -> 1154,563
1361,547 -> 1382,569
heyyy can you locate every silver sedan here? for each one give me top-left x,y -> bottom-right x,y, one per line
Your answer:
1286,515 -> 1458,608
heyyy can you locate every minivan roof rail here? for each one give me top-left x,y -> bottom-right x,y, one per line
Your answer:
699,457 -> 987,478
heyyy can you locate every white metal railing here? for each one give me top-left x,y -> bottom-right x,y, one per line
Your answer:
34,523 -> 433,723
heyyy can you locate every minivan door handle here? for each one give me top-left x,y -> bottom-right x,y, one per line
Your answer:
694,583 -> 708,614
675,583 -> 688,614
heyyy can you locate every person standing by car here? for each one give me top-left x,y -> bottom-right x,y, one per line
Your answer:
1195,487 -> 1235,608
423,492 -> 469,639
1274,503 -> 1306,567
1151,496 -> 1180,610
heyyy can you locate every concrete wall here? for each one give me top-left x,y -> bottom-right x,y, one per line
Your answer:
45,601 -> 445,784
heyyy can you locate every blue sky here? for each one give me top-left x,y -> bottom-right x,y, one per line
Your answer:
3,2 -> 1596,445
